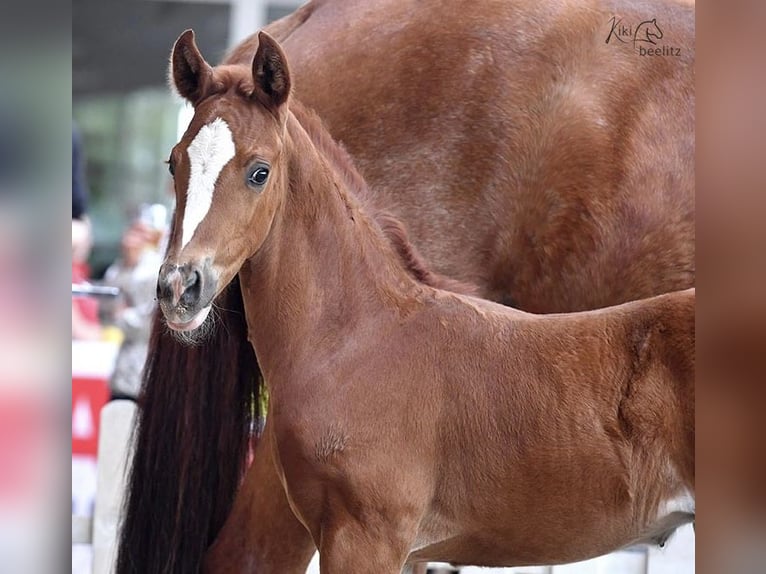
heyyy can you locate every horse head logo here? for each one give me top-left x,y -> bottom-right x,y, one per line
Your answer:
634,19 -> 663,45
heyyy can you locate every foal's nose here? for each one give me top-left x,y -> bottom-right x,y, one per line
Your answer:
157,263 -> 203,308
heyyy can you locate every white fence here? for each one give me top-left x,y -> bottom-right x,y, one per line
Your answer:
72,400 -> 136,574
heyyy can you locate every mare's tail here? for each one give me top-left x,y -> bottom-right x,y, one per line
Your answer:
116,277 -> 259,574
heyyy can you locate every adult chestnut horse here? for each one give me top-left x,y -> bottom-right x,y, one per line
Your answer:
117,0 -> 694,572
154,31 -> 694,572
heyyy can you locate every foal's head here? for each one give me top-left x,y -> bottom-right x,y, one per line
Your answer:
157,30 -> 293,333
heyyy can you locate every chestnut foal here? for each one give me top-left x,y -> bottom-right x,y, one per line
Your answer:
154,32 -> 694,573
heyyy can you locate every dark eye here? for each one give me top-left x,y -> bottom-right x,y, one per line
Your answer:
167,159 -> 175,177
247,165 -> 270,188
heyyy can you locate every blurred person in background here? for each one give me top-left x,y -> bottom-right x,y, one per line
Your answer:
102,203 -> 167,400
72,126 -> 102,340
72,126 -> 88,222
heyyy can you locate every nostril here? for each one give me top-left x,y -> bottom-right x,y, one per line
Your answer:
157,263 -> 180,303
157,274 -> 173,301
184,269 -> 201,289
180,269 -> 202,307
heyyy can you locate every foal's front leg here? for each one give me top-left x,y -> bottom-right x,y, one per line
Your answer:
318,516 -> 414,574
203,423 -> 316,573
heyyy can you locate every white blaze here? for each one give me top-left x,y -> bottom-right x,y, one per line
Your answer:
181,117 -> 236,249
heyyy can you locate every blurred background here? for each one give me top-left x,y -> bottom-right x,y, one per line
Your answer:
1,2 -> 69,573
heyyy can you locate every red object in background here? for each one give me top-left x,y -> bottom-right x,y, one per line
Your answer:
72,376 -> 110,457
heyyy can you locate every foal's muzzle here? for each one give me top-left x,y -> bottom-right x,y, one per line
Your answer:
156,261 -> 215,330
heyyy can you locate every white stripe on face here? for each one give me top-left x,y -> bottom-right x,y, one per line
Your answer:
181,117 -> 236,249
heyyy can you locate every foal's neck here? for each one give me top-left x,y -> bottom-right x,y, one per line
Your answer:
239,112 -> 418,380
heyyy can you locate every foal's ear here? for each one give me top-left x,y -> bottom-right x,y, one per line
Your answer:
251,32 -> 291,112
170,29 -> 214,105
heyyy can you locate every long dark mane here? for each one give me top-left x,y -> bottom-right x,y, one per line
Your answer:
116,91 -> 475,574
116,277 -> 258,574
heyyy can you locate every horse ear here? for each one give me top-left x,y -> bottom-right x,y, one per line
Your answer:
170,29 -> 213,104
251,31 -> 291,111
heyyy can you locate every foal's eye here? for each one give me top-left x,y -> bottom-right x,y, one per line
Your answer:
247,165 -> 270,188
167,159 -> 175,177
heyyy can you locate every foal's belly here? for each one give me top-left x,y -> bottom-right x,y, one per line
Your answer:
408,515 -> 631,567
407,486 -> 695,567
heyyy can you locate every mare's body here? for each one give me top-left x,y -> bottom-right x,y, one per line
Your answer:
116,1 -> 695,572
229,0 -> 695,311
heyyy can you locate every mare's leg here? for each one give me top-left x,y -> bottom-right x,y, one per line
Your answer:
203,423 -> 316,573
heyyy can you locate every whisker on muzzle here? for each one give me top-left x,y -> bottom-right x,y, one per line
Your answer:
165,309 -> 218,346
